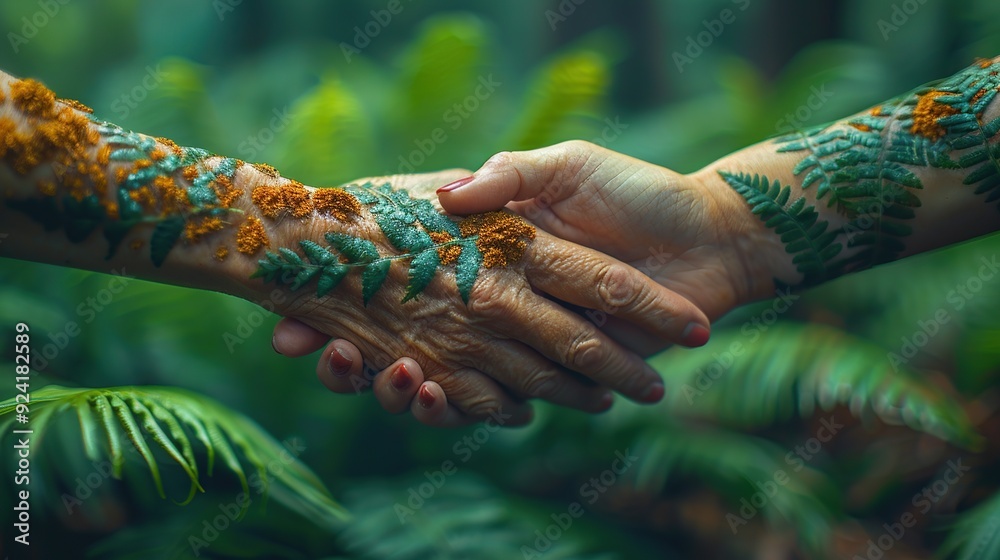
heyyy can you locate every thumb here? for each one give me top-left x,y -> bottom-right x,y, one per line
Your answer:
437,141 -> 593,215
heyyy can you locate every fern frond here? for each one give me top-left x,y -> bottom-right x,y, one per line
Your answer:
720,172 -> 841,284
930,60 -> 1000,206
774,59 -> 1000,273
395,14 -> 487,145
648,323 -> 980,448
127,57 -> 221,148
0,385 -> 346,520
275,75 -> 373,186
339,475 -> 618,560
939,490 -> 1000,560
631,424 -> 837,554
509,50 -> 610,150
254,183 -> 486,304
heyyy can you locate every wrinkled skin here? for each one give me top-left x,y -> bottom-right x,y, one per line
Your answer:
275,142 -> 783,426
265,164 -> 714,426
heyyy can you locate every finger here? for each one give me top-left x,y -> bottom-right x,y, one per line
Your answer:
437,140 -> 597,214
373,358 -> 424,414
429,365 -> 535,425
315,339 -> 373,395
526,232 -> 712,349
457,336 -> 613,413
554,298 -> 673,357
471,277 -> 664,403
411,382 -> 535,429
601,315 -> 672,358
411,382 -> 470,428
350,169 -> 472,201
272,317 -> 331,357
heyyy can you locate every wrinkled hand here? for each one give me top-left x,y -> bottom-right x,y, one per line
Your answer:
271,168 -> 713,427
281,141 -> 780,426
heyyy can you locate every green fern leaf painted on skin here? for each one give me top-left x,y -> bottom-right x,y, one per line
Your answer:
720,172 -> 841,285
326,232 -> 379,263
150,216 -> 185,268
317,264 -> 350,298
772,58 -> 1000,275
402,250 -> 440,303
362,259 -> 392,305
455,239 -> 482,304
254,183 -> 522,306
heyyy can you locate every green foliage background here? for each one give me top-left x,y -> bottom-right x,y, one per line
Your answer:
1,0 -> 1000,558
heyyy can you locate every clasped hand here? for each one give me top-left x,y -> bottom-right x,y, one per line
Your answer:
273,141 -> 771,427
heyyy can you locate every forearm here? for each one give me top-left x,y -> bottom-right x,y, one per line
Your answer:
694,56 -> 1000,295
0,70 -> 454,306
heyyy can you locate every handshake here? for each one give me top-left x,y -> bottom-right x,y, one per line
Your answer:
3,56 -> 997,428
267,140 -> 771,428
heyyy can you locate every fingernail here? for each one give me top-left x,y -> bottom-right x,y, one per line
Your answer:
417,385 -> 436,409
599,392 -> 614,411
436,175 -> 475,194
641,382 -> 664,403
390,363 -> 412,391
681,323 -> 711,347
328,347 -> 353,377
271,335 -> 282,355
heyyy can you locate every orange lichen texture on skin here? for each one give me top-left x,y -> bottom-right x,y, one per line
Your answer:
251,182 -> 313,218
971,88 -> 987,107
849,122 -> 872,132
0,80 -> 108,198
215,246 -> 229,261
211,173 -> 243,208
130,239 -> 144,251
10,79 -> 57,119
458,211 -> 536,268
236,216 -> 269,255
428,231 -> 462,265
911,90 -> 960,140
312,187 -> 361,221
184,216 -> 226,243
59,98 -> 93,114
156,136 -> 184,156
252,162 -> 280,178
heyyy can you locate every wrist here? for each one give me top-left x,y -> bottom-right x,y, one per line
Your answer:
689,149 -> 801,306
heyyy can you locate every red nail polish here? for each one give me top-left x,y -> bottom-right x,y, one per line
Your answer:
642,383 -> 665,403
391,363 -> 412,391
436,176 -> 475,194
682,324 -> 711,347
598,392 -> 614,411
328,347 -> 353,377
417,385 -> 436,409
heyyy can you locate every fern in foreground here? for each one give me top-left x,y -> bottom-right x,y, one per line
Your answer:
0,385 -> 346,521
631,424 -> 839,555
339,475 -> 619,560
939,490 -> 1000,559
648,323 -> 980,448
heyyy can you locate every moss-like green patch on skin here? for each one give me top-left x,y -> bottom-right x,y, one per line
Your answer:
727,58 -> 1000,283
253,183 -> 535,305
